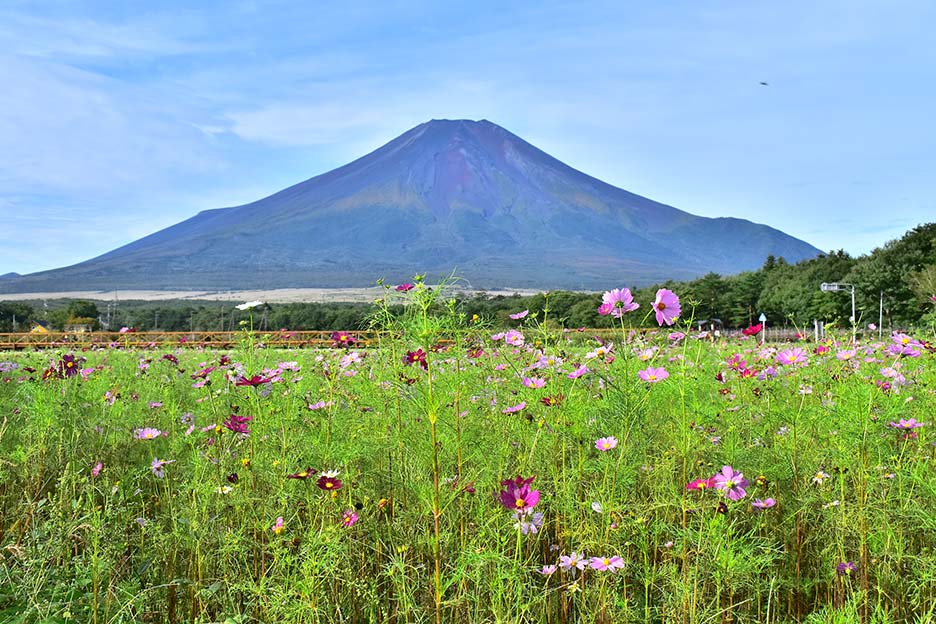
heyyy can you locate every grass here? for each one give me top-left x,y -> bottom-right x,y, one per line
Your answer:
0,283 -> 935,623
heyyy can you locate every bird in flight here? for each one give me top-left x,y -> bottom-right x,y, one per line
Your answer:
759,81 -> 769,86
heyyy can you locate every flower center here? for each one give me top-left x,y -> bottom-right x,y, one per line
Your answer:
515,498 -> 526,508
657,302 -> 666,311
725,479 -> 735,488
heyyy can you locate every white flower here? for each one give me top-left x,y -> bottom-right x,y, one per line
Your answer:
236,300 -> 264,311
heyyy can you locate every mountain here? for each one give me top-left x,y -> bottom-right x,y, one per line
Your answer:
0,119 -> 821,292
0,273 -> 20,280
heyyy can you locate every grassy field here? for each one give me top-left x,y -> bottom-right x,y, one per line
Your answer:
1,282 -> 934,623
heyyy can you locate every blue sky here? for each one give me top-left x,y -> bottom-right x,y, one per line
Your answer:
1,1 -> 933,276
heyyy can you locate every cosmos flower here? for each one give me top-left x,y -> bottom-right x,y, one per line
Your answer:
287,467 -> 315,479
595,436 -> 618,451
742,323 -> 763,336
272,517 -> 284,534
341,509 -> 359,527
331,331 -> 356,347
686,477 -> 716,491
404,349 -> 428,370
151,457 -> 175,478
504,330 -> 525,347
395,283 -> 414,292
538,564 -> 557,575
590,556 -> 626,572
502,402 -> 527,414
522,376 -> 546,389
509,310 -> 529,320
499,475 -> 540,513
514,511 -> 544,534
638,367 -> 669,382
837,561 -> 857,576
559,552 -> 587,573
235,375 -> 273,387
317,475 -> 343,491
652,289 -> 681,326
712,465 -> 749,501
567,365 -> 589,379
776,348 -> 808,366
597,288 -> 639,318
134,427 -> 162,440
223,413 -> 253,435
751,498 -> 776,510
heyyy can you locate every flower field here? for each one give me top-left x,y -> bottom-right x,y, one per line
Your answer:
1,283 -> 935,623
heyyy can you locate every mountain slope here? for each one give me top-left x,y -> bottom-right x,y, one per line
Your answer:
1,119 -> 821,292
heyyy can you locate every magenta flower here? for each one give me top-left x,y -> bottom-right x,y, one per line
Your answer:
595,436 -> 618,451
341,509 -> 359,527
499,475 -> 540,513
652,289 -> 681,326
638,367 -> 669,382
502,402 -> 527,414
395,282 -> 414,292
567,365 -> 589,379
91,461 -> 103,478
597,288 -> 639,318
888,418 -> 925,430
712,465 -> 750,501
589,556 -> 626,572
751,498 -> 776,510
223,413 -> 253,435
686,477 -> 716,491
509,309 -> 529,320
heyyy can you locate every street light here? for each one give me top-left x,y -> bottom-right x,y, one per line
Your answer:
820,282 -> 856,324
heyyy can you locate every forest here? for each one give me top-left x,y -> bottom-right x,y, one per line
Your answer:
1,222 -> 933,333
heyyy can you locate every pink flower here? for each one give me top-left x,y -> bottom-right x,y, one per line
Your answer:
341,509 -> 359,527
567,365 -> 589,379
598,288 -> 639,318
395,283 -> 414,292
504,330 -> 525,347
559,551 -> 587,574
589,556 -> 625,572
775,348 -> 808,366
712,465 -> 749,501
502,402 -> 527,414
595,436 -> 618,451
134,427 -> 162,440
638,367 -> 669,382
751,498 -> 776,510
91,461 -> 103,478
522,376 -> 546,389
509,310 -> 529,320
272,516 -> 285,534
652,289 -> 681,326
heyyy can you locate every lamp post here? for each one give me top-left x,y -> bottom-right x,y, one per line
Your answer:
820,282 -> 856,339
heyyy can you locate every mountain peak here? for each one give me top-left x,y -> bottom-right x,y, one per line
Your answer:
0,120 -> 821,293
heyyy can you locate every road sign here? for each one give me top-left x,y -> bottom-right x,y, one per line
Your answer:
758,313 -> 766,323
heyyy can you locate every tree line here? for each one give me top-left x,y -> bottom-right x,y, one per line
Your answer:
2,223 -> 934,334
